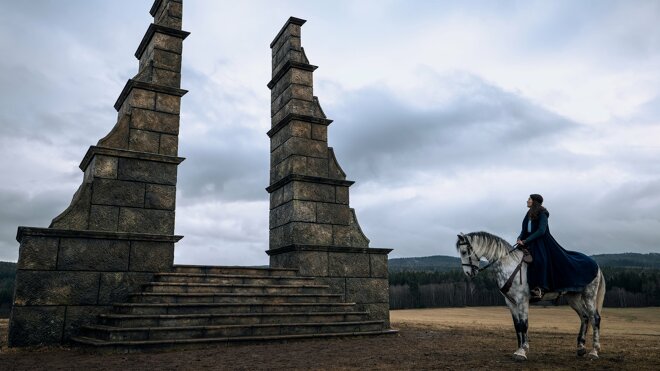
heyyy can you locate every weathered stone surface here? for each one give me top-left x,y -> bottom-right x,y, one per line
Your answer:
98,272 -> 154,304
359,302 -> 391,327
153,67 -> 181,87
129,129 -> 160,153
156,93 -> 181,114
13,271 -> 100,306
130,108 -> 179,135
8,306 -> 65,346
328,148 -> 346,180
92,178 -> 145,207
129,241 -> 174,272
270,250 -> 328,276
49,183 -> 92,230
17,236 -> 59,270
311,123 -> 327,142
151,32 -> 183,54
370,253 -> 389,278
159,134 -> 178,156
328,252 -> 370,277
88,205 -> 119,231
335,186 -> 349,204
58,238 -> 130,271
316,203 -> 351,225
97,115 -> 130,150
315,277 -> 346,299
346,278 -> 389,303
117,158 -> 177,185
118,207 -> 175,234
271,120 -> 311,151
90,155 -> 119,179
271,84 -> 313,115
154,0 -> 183,29
145,184 -> 176,210
270,68 -> 313,103
332,225 -> 352,247
128,88 -> 156,110
305,157 -> 329,178
293,181 -> 335,203
271,23 -> 301,56
272,49 -> 306,80
290,223 -> 333,246
63,306 -> 113,341
271,136 -> 327,167
271,98 -> 316,123
269,200 -> 316,229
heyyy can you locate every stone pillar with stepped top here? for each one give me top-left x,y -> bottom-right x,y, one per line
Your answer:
9,0 -> 189,346
266,17 -> 393,326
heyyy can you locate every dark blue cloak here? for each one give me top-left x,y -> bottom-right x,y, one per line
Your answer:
519,211 -> 598,292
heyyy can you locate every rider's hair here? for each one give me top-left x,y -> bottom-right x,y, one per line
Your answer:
527,200 -> 547,221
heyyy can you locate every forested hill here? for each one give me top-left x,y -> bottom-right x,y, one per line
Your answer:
389,252 -> 660,272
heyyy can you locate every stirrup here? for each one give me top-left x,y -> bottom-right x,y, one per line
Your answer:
530,287 -> 543,299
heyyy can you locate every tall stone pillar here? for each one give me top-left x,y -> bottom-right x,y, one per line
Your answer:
267,18 -> 393,326
9,0 -> 189,346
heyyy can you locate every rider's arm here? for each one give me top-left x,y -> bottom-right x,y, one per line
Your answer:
522,212 -> 548,244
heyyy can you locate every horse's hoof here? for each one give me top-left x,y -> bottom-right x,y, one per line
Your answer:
513,353 -> 527,361
577,348 -> 587,357
588,351 -> 599,360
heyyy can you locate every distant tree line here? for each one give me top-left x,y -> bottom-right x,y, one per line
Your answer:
390,267 -> 660,309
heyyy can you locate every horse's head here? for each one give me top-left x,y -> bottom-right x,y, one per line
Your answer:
456,233 -> 480,278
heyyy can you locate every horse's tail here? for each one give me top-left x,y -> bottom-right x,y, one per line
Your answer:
596,268 -> 606,314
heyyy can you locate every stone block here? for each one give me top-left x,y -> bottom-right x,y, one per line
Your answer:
316,203 -> 351,225
152,67 -> 181,87
17,236 -> 59,270
92,155 -> 119,179
270,155 -> 305,183
272,49 -> 305,79
332,225 -> 352,247
271,84 -> 313,115
97,115 -> 130,150
290,222 -> 333,246
269,186 -> 287,209
151,32 -> 183,54
270,250 -> 328,277
272,35 -> 302,65
13,271 -> 100,306
346,278 -> 389,303
271,99 -> 316,123
271,23 -> 301,55
98,272 -> 154,304
370,253 -> 389,278
152,49 -> 182,72
89,205 -> 119,231
271,136 -> 327,167
270,120 -> 312,151
129,241 -> 174,272
63,306 -> 113,341
145,184 -> 176,210
129,128 -> 160,153
315,277 -> 346,298
270,68 -> 313,102
117,158 -> 177,185
8,306 -> 65,346
49,183 -> 92,230
335,186 -> 349,204
328,252 -> 370,277
269,200 -> 316,229
292,181 -> 335,203
159,134 -> 179,156
58,238 -> 130,271
305,157 -> 329,178
128,88 -> 156,110
92,178 -> 145,207
118,207 -> 175,234
311,124 -> 327,142
156,93 -> 181,114
359,302 -> 391,327
130,108 -> 179,135
269,224 -> 290,249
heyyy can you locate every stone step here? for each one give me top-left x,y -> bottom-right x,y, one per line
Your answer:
154,273 -> 315,285
113,302 -> 358,315
80,321 -> 386,342
128,293 -> 343,304
172,265 -> 298,277
99,311 -> 371,328
71,329 -> 399,352
143,282 -> 329,295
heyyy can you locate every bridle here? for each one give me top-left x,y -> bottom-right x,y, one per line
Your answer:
458,236 -> 520,275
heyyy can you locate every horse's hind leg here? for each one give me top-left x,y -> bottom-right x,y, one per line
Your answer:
589,309 -> 601,359
567,295 -> 589,357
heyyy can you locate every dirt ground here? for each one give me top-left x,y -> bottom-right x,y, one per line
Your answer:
1,306 -> 659,370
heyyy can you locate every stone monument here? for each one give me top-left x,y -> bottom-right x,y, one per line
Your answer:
8,0 -> 189,346
266,17 -> 392,324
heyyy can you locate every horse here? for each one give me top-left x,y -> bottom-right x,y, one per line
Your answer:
455,231 -> 606,361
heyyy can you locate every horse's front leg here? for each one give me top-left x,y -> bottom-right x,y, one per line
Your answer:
510,307 -> 529,361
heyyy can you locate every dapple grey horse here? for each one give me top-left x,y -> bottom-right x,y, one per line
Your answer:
456,232 -> 606,360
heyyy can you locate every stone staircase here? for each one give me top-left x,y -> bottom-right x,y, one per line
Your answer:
71,265 -> 396,351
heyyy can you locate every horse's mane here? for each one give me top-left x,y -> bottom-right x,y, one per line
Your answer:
465,231 -> 516,260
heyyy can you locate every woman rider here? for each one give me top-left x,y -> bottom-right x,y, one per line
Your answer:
517,194 -> 598,299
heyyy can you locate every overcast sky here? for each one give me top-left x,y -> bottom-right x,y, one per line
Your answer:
1,0 -> 659,265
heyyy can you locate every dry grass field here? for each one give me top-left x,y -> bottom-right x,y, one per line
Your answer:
1,306 -> 659,370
